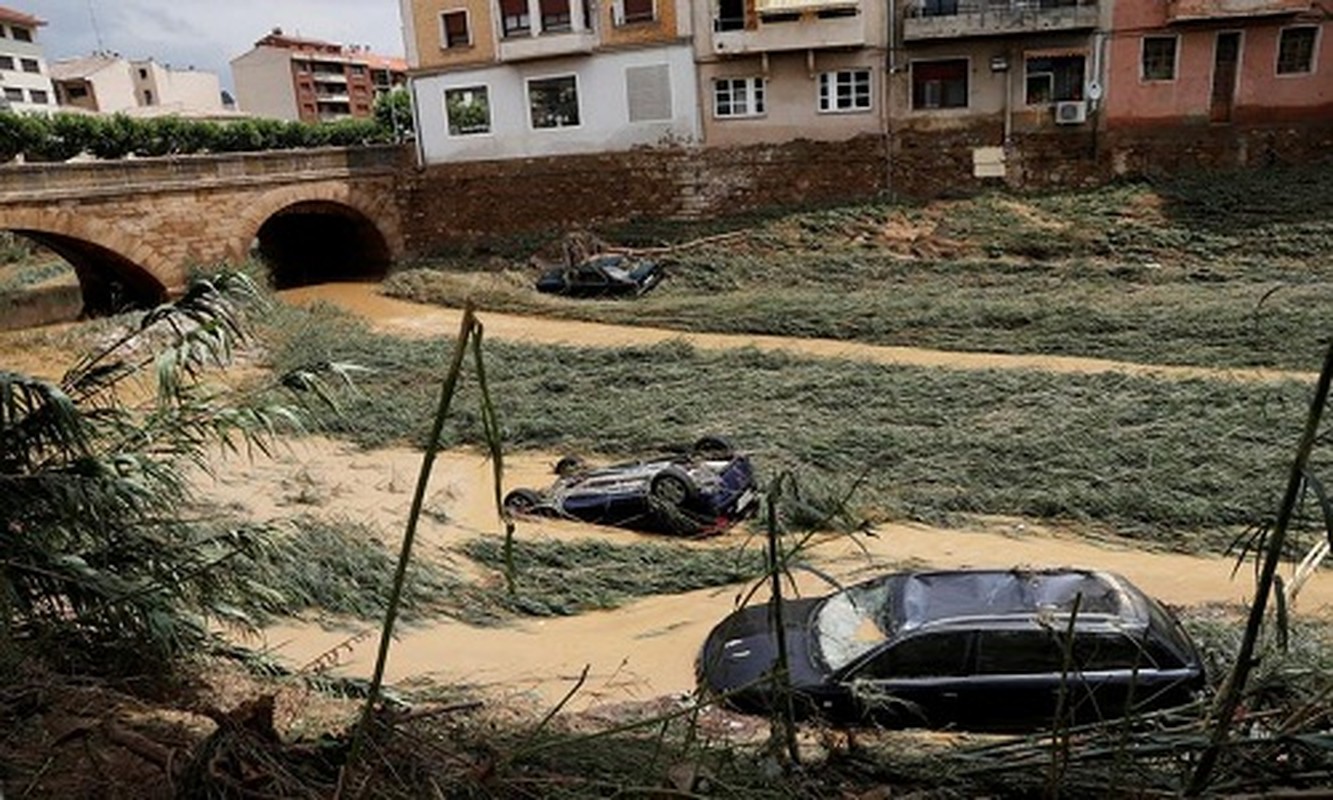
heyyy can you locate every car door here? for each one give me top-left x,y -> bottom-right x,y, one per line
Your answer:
841,630 -> 973,727
968,628 -> 1068,730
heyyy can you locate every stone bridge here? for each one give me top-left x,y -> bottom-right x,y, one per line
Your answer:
0,145 -> 408,314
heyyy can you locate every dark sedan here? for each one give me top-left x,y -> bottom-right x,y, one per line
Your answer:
697,568 -> 1205,731
503,437 -> 759,536
535,254 -> 664,298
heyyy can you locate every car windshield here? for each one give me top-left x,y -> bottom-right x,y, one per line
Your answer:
814,579 -> 893,672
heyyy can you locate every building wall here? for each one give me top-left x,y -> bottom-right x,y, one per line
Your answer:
0,23 -> 54,112
85,64 -> 139,112
698,49 -> 885,146
131,61 -> 222,110
412,43 -> 700,162
1104,5 -> 1333,127
889,34 -> 1096,135
406,0 -> 502,69
232,47 -> 300,120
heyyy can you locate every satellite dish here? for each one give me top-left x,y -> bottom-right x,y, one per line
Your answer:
1087,81 -> 1103,101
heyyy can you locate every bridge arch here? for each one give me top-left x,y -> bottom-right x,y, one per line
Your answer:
238,184 -> 394,289
0,208 -> 179,315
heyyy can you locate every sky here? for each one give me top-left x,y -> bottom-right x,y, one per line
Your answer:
24,0 -> 406,92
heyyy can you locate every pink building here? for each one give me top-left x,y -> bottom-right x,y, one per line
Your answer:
1104,0 -> 1332,127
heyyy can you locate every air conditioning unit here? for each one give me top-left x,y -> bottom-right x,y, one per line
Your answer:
1054,100 -> 1088,125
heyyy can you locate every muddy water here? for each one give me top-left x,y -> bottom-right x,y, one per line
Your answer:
213,437 -> 1333,712
279,282 -> 1315,384
6,286 -> 1328,713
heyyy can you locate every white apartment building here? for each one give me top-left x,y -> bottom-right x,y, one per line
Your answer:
0,5 -> 55,113
50,54 -> 224,116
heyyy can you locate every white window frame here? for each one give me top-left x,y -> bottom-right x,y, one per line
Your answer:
818,69 -> 872,113
1140,34 -> 1179,82
613,0 -> 657,25
444,84 -> 492,137
1275,25 -> 1319,76
439,9 -> 473,49
526,73 -> 582,130
713,76 -> 765,118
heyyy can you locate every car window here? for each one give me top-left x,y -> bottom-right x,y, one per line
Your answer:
816,581 -> 892,671
975,629 -> 1158,675
855,632 -> 970,679
975,630 -> 1063,674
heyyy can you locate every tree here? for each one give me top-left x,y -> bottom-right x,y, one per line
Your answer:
0,272 -> 320,675
373,87 -> 414,141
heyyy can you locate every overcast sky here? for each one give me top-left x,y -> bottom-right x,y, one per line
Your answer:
25,0 -> 406,92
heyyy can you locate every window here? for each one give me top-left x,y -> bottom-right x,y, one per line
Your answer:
528,75 -> 580,128
819,69 -> 872,112
0,56 -> 13,70
500,0 -> 531,36
143,89 -> 154,105
1141,36 -> 1177,81
1277,26 -> 1317,75
921,0 -> 959,15
12,26 -> 30,42
975,630 -> 1063,674
445,86 -> 491,135
350,65 -> 366,76
29,89 -> 47,104
3,87 -> 22,102
713,76 -> 765,118
911,58 -> 968,109
1025,54 -> 1085,104
20,58 -> 38,74
856,633 -> 971,679
716,0 -> 744,31
0,25 -> 7,38
440,10 -> 471,47
617,0 -> 655,24
66,84 -> 88,99
626,64 -> 672,122
541,0 -> 572,31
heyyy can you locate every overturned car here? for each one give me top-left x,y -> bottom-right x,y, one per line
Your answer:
535,253 -> 664,298
502,437 -> 759,535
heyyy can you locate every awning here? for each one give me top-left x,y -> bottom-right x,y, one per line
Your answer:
756,0 -> 860,13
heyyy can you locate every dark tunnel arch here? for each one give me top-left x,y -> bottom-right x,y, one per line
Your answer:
254,201 -> 392,289
14,229 -> 168,317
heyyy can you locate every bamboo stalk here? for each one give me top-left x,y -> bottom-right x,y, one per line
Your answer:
1189,342 -> 1333,795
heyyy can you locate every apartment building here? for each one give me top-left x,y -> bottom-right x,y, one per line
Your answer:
50,55 -> 224,115
692,0 -> 888,147
0,5 -> 54,113
888,0 -> 1102,141
231,29 -> 407,123
402,0 -> 701,163
1103,0 -> 1331,127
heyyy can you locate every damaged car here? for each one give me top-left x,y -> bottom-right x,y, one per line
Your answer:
502,436 -> 759,535
697,568 -> 1205,731
535,253 -> 664,298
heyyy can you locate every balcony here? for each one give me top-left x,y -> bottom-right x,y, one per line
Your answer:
1165,0 -> 1310,22
712,0 -> 866,55
498,28 -> 598,60
902,0 -> 1098,42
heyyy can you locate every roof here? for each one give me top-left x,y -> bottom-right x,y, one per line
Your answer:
0,6 -> 44,28
49,54 -> 121,81
252,30 -> 406,71
896,569 -> 1140,631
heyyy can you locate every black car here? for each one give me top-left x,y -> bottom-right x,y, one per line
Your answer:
535,254 -> 664,298
503,437 -> 759,535
698,568 -> 1205,731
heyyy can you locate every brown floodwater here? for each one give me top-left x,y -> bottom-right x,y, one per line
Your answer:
5,284 -> 1328,714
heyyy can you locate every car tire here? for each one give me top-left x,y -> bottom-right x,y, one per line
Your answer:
691,435 -> 735,460
503,488 -> 544,515
650,467 -> 694,508
554,456 -> 586,477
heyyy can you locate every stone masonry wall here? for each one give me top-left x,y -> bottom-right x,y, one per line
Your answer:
401,122 -> 1333,255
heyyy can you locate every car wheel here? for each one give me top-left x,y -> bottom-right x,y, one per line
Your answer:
554,455 -> 586,478
503,488 -> 544,515
691,435 -> 735,460
650,468 -> 694,508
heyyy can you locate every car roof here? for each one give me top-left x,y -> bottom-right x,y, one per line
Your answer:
892,569 -> 1147,633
